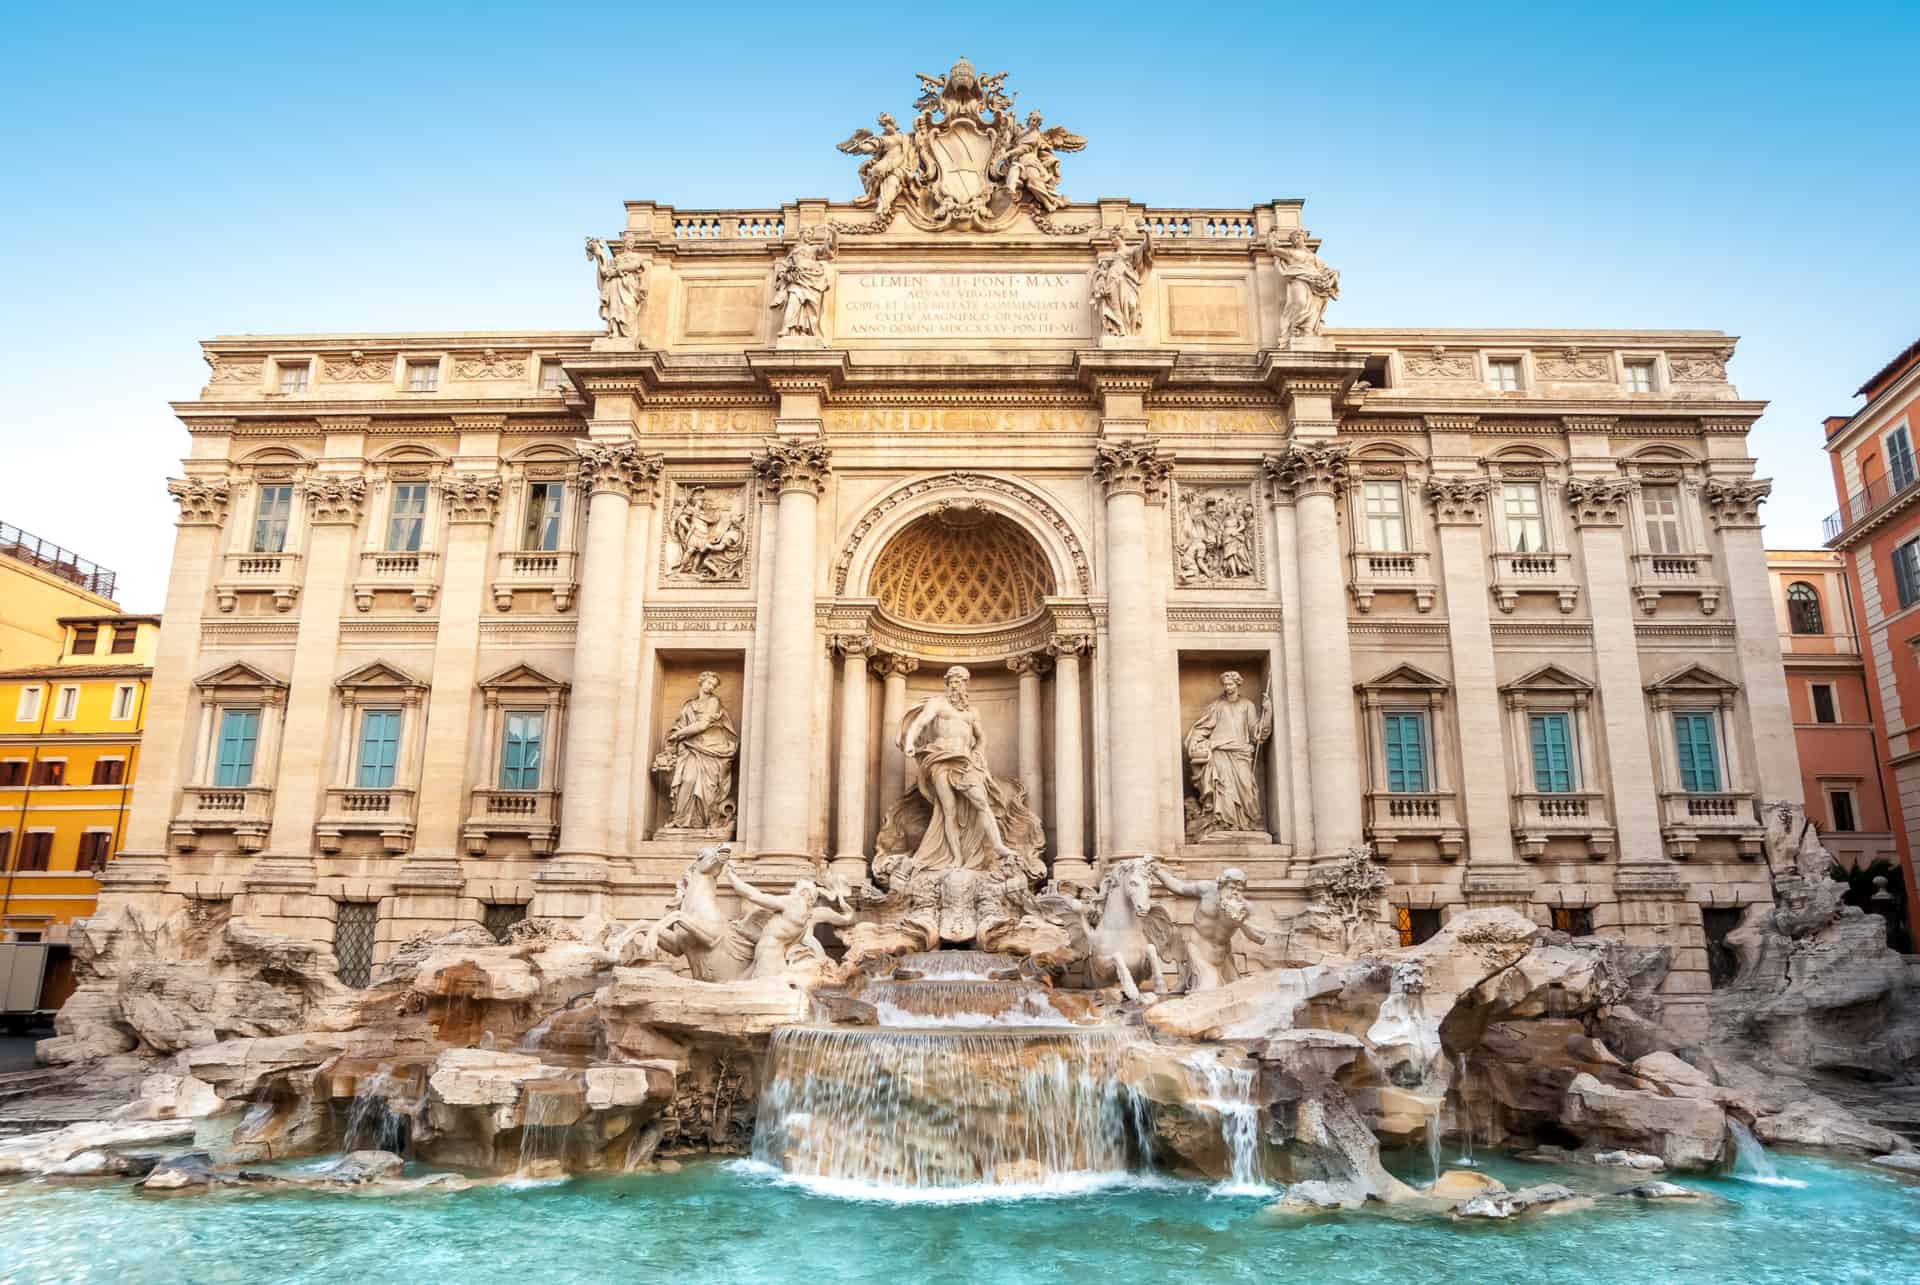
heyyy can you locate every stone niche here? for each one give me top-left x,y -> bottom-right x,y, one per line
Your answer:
1176,652 -> 1274,847
646,651 -> 746,842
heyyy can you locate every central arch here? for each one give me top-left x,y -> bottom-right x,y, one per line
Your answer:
868,509 -> 1056,627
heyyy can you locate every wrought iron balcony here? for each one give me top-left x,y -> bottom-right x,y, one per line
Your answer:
1825,470 -> 1920,544
0,519 -> 117,599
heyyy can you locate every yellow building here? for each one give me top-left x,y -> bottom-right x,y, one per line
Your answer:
0,520 -> 121,669
0,616 -> 159,967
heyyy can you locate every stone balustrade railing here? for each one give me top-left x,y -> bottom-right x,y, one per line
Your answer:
1141,210 -> 1259,240
670,212 -> 787,241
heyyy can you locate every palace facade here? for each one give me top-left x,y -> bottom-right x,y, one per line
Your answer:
104,62 -> 1797,1031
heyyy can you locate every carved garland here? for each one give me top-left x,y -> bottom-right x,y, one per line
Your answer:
832,471 -> 1093,596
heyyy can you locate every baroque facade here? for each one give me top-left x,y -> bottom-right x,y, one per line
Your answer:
105,60 -> 1798,1033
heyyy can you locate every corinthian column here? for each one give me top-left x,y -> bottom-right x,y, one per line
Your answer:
555,441 -> 661,859
830,632 -> 876,883
1094,439 -> 1172,858
1047,633 -> 1093,886
1008,651 -> 1051,813
873,653 -> 918,803
1264,443 -> 1363,854
751,437 -> 832,865
1704,477 -> 1801,804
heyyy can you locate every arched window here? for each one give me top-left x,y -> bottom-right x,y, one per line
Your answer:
1787,582 -> 1823,635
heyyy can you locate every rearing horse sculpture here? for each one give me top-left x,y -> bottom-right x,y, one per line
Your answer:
1085,857 -> 1182,1003
635,844 -> 754,981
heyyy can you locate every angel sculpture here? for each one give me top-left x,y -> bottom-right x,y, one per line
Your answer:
835,113 -> 918,212
991,112 -> 1085,213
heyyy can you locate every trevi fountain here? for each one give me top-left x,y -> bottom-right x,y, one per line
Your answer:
4,58 -> 1920,1285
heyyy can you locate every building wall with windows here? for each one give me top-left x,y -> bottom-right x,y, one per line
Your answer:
0,615 -> 158,956
1821,337 -> 1920,946
0,523 -> 121,669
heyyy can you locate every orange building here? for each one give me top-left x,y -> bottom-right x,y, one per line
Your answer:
1821,336 -> 1920,948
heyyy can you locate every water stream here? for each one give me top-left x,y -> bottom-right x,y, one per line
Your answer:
1728,1117 -> 1808,1189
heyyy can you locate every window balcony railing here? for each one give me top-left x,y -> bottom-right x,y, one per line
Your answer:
464,788 -> 561,855
316,786 -> 418,854
0,520 -> 117,599
1489,550 -> 1579,613
1779,631 -> 1860,657
492,549 -> 578,612
217,550 -> 304,613
1660,790 -> 1763,859
1825,470 -> 1920,543
1364,790 -> 1463,858
1631,553 -> 1722,615
170,785 -> 274,852
1347,550 -> 1436,613
1510,790 -> 1614,860
355,549 -> 441,612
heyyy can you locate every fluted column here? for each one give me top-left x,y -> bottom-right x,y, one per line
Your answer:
1009,652 -> 1050,813
873,653 -> 917,803
751,437 -> 832,863
1048,632 -> 1093,885
1704,477 -> 1802,804
556,441 -> 660,858
609,478 -> 661,846
830,632 -> 876,882
1094,439 -> 1172,858
1265,443 -> 1363,855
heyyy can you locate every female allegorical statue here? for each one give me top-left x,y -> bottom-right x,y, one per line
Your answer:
654,671 -> 739,835
1183,670 -> 1273,838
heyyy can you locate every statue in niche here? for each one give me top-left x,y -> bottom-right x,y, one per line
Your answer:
585,237 -> 646,340
1174,487 -> 1258,584
1272,228 -> 1339,345
1152,864 -> 1270,992
723,864 -> 855,980
665,487 -> 746,582
769,227 -> 836,338
652,672 -> 739,837
1183,672 -> 1273,840
1090,227 -> 1151,336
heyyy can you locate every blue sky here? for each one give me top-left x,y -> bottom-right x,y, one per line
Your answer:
3,1 -> 1915,609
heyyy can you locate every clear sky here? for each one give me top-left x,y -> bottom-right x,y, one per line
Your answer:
4,1 -> 1915,610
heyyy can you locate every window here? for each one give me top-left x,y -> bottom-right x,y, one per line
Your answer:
0,833 -> 8,868
1642,484 -> 1684,554
386,483 -> 429,553
499,711 -> 545,790
539,360 -> 566,392
1361,481 -> 1408,553
252,484 -> 294,553
483,902 -> 529,943
1624,361 -> 1656,393
70,625 -> 98,655
355,708 -> 402,789
110,685 -> 136,722
1487,357 -> 1522,391
1810,683 -> 1838,724
1551,906 -> 1593,936
1672,712 -> 1721,792
334,902 -> 377,988
33,759 -> 65,787
0,762 -> 24,787
1382,710 -> 1429,792
16,832 -> 52,872
1702,907 -> 1744,989
1828,788 -> 1858,833
276,362 -> 310,394
1786,582 -> 1822,634
1898,539 -> 1920,611
15,686 -> 42,722
1888,424 -> 1916,491
52,686 -> 78,721
1395,907 -> 1442,947
110,629 -> 137,655
1503,483 -> 1546,552
91,758 -> 125,786
1528,713 -> 1575,792
404,360 -> 439,392
77,831 -> 112,872
214,708 -> 261,787
521,483 -> 563,552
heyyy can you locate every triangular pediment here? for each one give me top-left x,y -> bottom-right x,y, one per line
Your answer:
478,663 -> 568,694
334,660 -> 427,692
1358,663 -> 1449,692
193,660 -> 288,692
1647,662 -> 1739,695
1502,663 -> 1595,695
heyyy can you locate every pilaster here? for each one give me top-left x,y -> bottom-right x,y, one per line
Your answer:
1704,477 -> 1801,804
1093,438 -> 1171,857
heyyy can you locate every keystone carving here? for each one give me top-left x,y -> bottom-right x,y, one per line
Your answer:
1093,439 -> 1171,500
166,477 -> 232,525
1702,477 -> 1771,529
1564,476 -> 1638,528
1262,442 -> 1349,500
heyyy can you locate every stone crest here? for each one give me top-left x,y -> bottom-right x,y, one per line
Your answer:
835,58 -> 1086,232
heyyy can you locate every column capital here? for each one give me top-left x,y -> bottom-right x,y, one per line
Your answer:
304,474 -> 368,525
575,440 -> 666,502
167,476 -> 232,526
870,651 -> 919,679
1564,475 -> 1638,528
438,472 -> 504,524
1702,476 -> 1771,529
1423,475 -> 1493,525
1007,651 -> 1053,678
1262,441 -> 1349,500
752,435 -> 833,496
828,631 -> 877,659
1093,438 -> 1171,500
1046,632 -> 1095,659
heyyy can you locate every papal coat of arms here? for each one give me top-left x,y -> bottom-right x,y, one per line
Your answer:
836,58 -> 1086,232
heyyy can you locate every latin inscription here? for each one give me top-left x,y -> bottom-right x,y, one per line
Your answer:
824,407 -> 1099,434
838,272 -> 1091,340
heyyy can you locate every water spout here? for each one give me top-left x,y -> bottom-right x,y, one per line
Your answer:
1452,1052 -> 1477,1167
1728,1118 -> 1806,1188
1180,1049 -> 1267,1194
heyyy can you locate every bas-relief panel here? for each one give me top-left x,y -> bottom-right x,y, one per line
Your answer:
1171,480 -> 1263,589
660,479 -> 752,586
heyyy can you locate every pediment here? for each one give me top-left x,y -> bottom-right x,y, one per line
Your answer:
193,660 -> 288,692
1358,662 -> 1449,692
478,663 -> 568,693
1647,662 -> 1739,694
1501,663 -> 1595,694
335,660 -> 428,693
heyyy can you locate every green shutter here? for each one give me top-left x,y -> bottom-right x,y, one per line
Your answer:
215,709 -> 259,787
1530,714 -> 1572,792
356,709 -> 401,788
1383,712 -> 1428,792
500,712 -> 544,790
1674,713 -> 1720,792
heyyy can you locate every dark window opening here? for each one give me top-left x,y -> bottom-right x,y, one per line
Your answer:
482,902 -> 529,944
91,759 -> 125,786
1786,582 -> 1823,635
1828,789 -> 1857,833
70,627 -> 98,654
110,630 -> 136,655
31,760 -> 64,787
0,762 -> 24,787
1702,906 -> 1745,989
1550,906 -> 1593,936
77,832 -> 112,873
334,902 -> 378,988
1810,685 -> 1838,724
17,832 -> 54,872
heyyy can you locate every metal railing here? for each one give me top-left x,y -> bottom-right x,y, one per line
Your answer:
1826,470 -> 1920,542
0,520 -> 117,599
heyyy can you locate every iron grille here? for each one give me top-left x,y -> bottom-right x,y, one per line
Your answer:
483,902 -> 528,944
334,902 -> 378,988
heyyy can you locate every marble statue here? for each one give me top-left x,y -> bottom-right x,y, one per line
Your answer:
652,673 -> 739,837
1183,672 -> 1273,840
1174,487 -> 1257,584
1152,863 -> 1269,992
836,113 -> 917,213
991,111 -> 1084,213
898,666 -> 1026,873
1091,228 -> 1151,337
1272,228 -> 1339,344
1085,858 -> 1181,1003
723,865 -> 855,980
665,487 -> 746,582
770,228 -> 836,337
639,844 -> 749,981
585,237 -> 646,339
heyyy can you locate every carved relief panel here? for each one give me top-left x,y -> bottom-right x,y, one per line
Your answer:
1171,479 -> 1263,588
661,477 -> 753,586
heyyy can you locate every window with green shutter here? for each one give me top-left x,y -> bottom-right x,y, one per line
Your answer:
499,711 -> 545,790
1528,713 -> 1573,792
1673,712 -> 1720,792
356,708 -> 402,788
215,709 -> 260,787
1382,711 -> 1428,792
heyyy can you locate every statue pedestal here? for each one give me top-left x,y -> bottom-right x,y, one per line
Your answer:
743,850 -> 825,886
1191,829 -> 1272,846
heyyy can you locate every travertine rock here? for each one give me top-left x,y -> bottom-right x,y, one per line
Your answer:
0,1120 -> 198,1176
1751,1098 -> 1906,1156
1146,964 -> 1346,1042
583,1063 -> 676,1110
1561,1072 -> 1727,1170
597,966 -> 811,1039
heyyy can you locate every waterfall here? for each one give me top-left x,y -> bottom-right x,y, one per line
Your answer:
1180,1050 -> 1267,1193
1425,1111 -> 1443,1186
752,1026 -> 1137,1192
1728,1118 -> 1806,1188
1453,1052 -> 1477,1167
513,1081 -> 582,1182
860,979 -> 1078,1028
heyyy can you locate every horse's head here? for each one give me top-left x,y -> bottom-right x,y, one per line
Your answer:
1097,858 -> 1153,919
692,844 -> 731,875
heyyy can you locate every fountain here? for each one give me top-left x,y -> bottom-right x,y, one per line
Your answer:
1727,1118 -> 1806,1189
